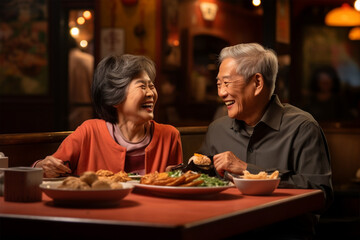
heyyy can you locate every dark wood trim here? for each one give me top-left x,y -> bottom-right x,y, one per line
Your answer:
2,126 -> 360,146
0,127 -> 208,146
176,126 -> 208,135
0,131 -> 73,145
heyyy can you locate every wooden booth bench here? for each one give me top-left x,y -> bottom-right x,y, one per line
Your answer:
0,126 -> 359,186
0,126 -> 208,168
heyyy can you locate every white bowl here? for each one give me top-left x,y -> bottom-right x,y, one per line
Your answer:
233,177 -> 280,195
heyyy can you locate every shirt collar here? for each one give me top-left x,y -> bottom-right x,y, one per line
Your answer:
260,94 -> 283,131
230,94 -> 284,132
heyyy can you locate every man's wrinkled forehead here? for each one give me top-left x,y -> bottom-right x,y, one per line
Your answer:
217,58 -> 240,77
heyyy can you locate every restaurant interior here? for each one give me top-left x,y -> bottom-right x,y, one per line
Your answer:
1,0 -> 360,133
0,0 -> 359,238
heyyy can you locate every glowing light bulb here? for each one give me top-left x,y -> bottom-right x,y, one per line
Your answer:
70,27 -> 79,37
252,0 -> 261,7
355,0 -> 360,11
83,10 -> 92,20
77,16 -> 85,25
80,40 -> 88,48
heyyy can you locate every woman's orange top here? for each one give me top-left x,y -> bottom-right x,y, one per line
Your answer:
52,119 -> 183,175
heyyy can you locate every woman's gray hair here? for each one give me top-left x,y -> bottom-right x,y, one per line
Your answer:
91,54 -> 156,123
219,43 -> 278,95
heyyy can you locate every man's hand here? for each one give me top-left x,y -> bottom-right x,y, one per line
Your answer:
213,151 -> 247,176
165,165 -> 177,172
35,156 -> 72,178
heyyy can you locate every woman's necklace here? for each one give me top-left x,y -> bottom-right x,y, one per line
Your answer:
114,123 -> 148,144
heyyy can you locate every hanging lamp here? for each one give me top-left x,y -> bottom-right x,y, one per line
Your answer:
325,3 -> 360,26
349,27 -> 360,40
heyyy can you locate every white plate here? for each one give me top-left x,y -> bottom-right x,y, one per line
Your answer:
40,181 -> 134,207
133,183 -> 234,198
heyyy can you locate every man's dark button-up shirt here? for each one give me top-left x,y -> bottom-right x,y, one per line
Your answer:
200,95 -> 333,206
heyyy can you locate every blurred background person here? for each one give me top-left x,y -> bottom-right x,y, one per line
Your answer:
68,36 -> 94,130
303,65 -> 352,123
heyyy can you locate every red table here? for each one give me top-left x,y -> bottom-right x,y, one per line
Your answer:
0,188 -> 324,239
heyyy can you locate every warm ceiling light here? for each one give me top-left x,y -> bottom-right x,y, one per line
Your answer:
80,40 -> 88,48
77,16 -> 85,25
83,10 -> 92,20
349,27 -> 360,40
199,2 -> 218,21
252,0 -> 261,7
70,27 -> 79,37
355,0 -> 360,11
325,3 -> 360,26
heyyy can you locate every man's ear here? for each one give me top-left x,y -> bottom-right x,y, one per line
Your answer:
253,73 -> 264,96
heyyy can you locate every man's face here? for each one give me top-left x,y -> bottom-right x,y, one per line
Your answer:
216,58 -> 256,121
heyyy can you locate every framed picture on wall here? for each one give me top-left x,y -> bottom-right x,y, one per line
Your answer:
302,25 -> 360,90
0,0 -> 48,96
100,28 -> 125,59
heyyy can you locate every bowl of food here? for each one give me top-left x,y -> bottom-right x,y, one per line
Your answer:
233,170 -> 280,195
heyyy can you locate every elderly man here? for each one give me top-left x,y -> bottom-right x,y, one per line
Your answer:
199,43 -> 333,238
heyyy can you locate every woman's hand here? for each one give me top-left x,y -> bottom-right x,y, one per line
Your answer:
213,151 -> 247,176
35,156 -> 72,178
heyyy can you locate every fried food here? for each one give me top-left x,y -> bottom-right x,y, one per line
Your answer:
80,171 -> 98,185
95,169 -> 114,177
91,180 -> 112,190
153,178 -> 176,186
140,172 -> 169,184
57,170 -> 132,190
180,179 -> 204,187
110,182 -> 123,189
110,171 -> 132,182
189,153 -> 211,165
58,176 -> 91,190
166,176 -> 186,186
268,170 -> 279,179
243,170 -> 279,179
140,170 -> 203,187
183,172 -> 201,183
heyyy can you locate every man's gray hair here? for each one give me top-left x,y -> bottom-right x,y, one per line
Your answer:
219,43 -> 278,95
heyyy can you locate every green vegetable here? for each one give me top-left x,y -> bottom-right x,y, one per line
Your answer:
198,174 -> 229,187
168,170 -> 229,187
128,172 -> 140,176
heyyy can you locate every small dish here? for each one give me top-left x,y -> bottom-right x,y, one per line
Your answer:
233,177 -> 280,195
40,181 -> 134,207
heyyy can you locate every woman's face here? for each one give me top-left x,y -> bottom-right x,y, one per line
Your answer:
118,71 -> 158,124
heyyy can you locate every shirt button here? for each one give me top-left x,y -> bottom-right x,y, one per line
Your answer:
248,147 -> 253,153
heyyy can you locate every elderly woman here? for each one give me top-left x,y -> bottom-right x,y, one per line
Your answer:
34,54 -> 183,178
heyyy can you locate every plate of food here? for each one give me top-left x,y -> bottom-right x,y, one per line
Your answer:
40,171 -> 134,207
133,183 -> 234,196
133,168 -> 234,198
